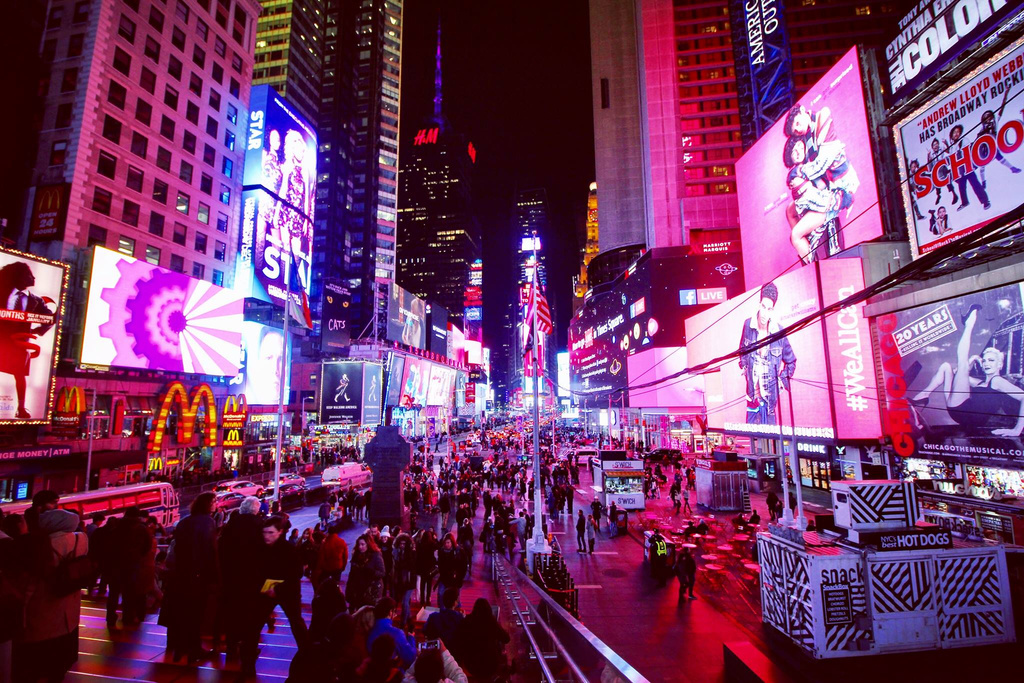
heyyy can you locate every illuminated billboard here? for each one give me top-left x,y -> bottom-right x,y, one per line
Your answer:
229,321 -> 290,405
568,249 -> 743,401
736,47 -> 882,287
685,259 -> 878,440
399,357 -> 431,408
557,352 -> 570,398
729,0 -> 794,148
895,40 -> 1024,257
239,85 -> 316,306
0,247 -> 68,423
82,247 -> 243,376
362,363 -> 383,425
320,280 -> 351,351
427,303 -> 449,355
885,0 -> 1021,103
385,354 -> 406,407
627,348 -> 704,409
319,361 -> 364,425
386,284 -> 426,349
427,364 -> 456,407
877,280 -> 1024,466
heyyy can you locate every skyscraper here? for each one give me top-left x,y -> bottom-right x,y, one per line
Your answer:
515,188 -> 550,288
574,181 -> 599,304
397,24 -> 479,329
252,0 -> 326,124
323,0 -> 403,340
589,0 -> 898,259
25,0 -> 261,358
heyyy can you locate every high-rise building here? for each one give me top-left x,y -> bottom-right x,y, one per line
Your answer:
322,0 -> 402,340
515,188 -> 550,288
252,0 -> 326,124
574,181 -> 599,304
589,0 -> 898,258
25,0 -> 261,358
397,25 -> 479,329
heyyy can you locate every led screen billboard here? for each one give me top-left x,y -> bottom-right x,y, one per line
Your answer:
729,0 -> 794,148
386,284 -> 426,349
877,281 -> 1024,466
737,47 -> 882,286
568,249 -> 744,402
82,247 -> 243,376
0,248 -> 67,423
627,348 -> 704,409
895,40 -> 1024,257
239,85 -> 316,307
229,321 -> 290,405
557,351 -> 570,398
385,354 -> 406,407
427,303 -> 449,355
362,363 -> 383,426
885,0 -> 1020,103
320,280 -> 351,351
319,361 -> 365,425
427,364 -> 456,406
399,357 -> 430,408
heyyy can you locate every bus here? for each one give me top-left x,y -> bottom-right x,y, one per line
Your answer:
0,482 -> 180,527
321,462 -> 373,491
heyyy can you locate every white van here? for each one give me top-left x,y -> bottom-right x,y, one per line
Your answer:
321,462 -> 373,490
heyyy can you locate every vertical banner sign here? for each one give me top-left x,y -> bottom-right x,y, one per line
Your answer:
320,280 -> 351,351
886,0 -> 1020,103
730,0 -> 795,149
28,184 -> 70,242
361,363 -> 383,426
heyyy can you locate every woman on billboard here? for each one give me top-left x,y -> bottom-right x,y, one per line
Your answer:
910,306 -> 1024,437
0,261 -> 56,418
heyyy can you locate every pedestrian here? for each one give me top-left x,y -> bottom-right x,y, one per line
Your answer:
160,492 -> 218,664
366,597 -> 417,670
682,486 -> 692,514
215,496 -> 263,657
586,514 -> 598,554
355,632 -> 402,682
648,528 -> 669,587
456,519 -> 474,579
11,509 -> 89,683
575,510 -> 587,552
452,598 -> 509,681
436,534 -> 466,609
675,547 -> 697,601
346,534 -> 385,610
318,501 -> 331,530
415,529 -> 438,608
608,502 -> 619,536
424,588 -> 464,651
391,533 -> 417,629
766,490 -> 780,522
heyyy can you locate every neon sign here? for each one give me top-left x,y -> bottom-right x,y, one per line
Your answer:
414,128 -> 439,145
147,382 -> 219,453
222,394 -> 248,448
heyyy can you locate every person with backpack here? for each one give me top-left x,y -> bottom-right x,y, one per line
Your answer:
12,509 -> 90,683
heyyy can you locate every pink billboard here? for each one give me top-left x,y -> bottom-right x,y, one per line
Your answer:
627,347 -> 704,409
685,265 -> 832,438
736,47 -> 882,287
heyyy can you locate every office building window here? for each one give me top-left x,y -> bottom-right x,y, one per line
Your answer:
122,200 -> 139,227
221,157 -> 232,178
88,224 -> 108,247
172,26 -> 185,50
160,115 -> 175,140
203,144 -> 216,167
176,191 -> 190,214
140,67 -> 156,93
192,262 -> 205,279
118,15 -> 136,43
219,184 -> 230,204
169,254 -> 185,273
194,232 -> 207,254
145,245 -> 161,265
173,222 -> 187,245
200,173 -> 212,194
131,132 -> 149,158
102,115 -> 122,143
68,33 -> 85,57
49,141 -> 68,166
186,101 -> 199,124
55,103 -> 73,128
92,188 -> 112,215
108,81 -> 128,109
97,151 -> 117,178
190,73 -> 203,97
212,269 -> 224,286
153,179 -> 168,204
144,36 -> 161,62
135,98 -> 152,125
183,131 -> 196,154
113,47 -> 132,75
149,7 -> 164,32
198,202 -> 210,224
226,103 -> 237,124
168,55 -> 182,80
179,160 -> 193,183
126,166 -> 144,192
164,86 -> 179,110
223,130 -> 235,151
156,146 -> 172,171
149,212 -> 165,236
216,212 -> 228,233
214,240 -> 226,262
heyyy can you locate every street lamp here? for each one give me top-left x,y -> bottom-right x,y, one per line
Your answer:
83,388 -> 98,492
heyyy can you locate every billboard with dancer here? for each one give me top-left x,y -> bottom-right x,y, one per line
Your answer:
737,47 -> 882,286
878,282 -> 1024,466
895,40 -> 1024,256
238,85 -> 316,305
0,248 -> 67,423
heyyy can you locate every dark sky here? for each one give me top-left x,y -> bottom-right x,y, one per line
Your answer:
400,0 -> 595,362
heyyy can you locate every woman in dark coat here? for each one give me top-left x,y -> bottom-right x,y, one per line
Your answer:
436,533 -> 466,609
160,492 -> 219,663
345,534 -> 384,610
390,533 -> 417,629
414,529 -> 438,608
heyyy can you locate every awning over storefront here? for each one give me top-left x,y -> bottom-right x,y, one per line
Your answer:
91,450 -> 148,469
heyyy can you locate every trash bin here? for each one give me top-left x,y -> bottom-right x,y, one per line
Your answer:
614,509 -> 628,537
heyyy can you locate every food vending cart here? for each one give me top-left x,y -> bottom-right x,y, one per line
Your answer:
694,455 -> 748,510
758,480 -> 1016,658
595,458 -> 645,511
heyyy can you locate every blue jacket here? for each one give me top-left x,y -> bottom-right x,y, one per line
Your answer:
367,617 -> 417,668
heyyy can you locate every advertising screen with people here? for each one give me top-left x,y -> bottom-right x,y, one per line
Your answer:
399,357 -> 431,408
736,47 -> 883,286
228,322 -> 290,405
386,284 -> 427,349
238,85 -> 316,306
896,41 -> 1024,256
319,361 -> 365,425
0,248 -> 67,423
878,281 -> 1024,467
82,247 -> 243,376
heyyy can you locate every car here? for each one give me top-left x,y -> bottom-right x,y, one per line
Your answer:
213,480 -> 265,497
322,463 -> 373,490
644,448 -> 683,463
215,490 -> 245,512
277,473 -> 306,488
261,483 -> 308,510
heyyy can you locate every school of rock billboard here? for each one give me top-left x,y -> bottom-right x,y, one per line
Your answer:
736,47 -> 883,287
237,85 -> 316,306
895,39 -> 1024,256
685,259 -> 879,440
877,281 -> 1024,467
885,0 -> 1020,103
0,248 -> 68,424
81,247 -> 244,376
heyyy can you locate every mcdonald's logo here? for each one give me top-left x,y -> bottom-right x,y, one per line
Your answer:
224,393 -> 248,419
54,386 -> 86,416
29,183 -> 69,241
147,382 -> 218,453
148,456 -> 163,471
223,427 -> 243,447
36,186 -> 64,212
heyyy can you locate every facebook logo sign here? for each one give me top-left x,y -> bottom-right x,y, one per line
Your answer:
678,289 -> 697,306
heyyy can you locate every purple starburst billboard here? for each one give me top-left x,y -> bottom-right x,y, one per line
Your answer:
81,247 -> 244,376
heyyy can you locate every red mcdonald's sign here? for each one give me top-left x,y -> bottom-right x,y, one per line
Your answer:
29,183 -> 70,242
147,382 -> 219,453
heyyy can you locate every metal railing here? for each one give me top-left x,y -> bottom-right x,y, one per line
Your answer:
491,553 -> 649,683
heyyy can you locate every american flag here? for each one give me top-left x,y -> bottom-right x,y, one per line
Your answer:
527,282 -> 553,336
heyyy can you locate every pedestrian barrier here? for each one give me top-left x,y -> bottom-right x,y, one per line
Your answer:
534,553 -> 579,618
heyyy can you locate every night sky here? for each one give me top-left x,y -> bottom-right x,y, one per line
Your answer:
400,0 -> 595,360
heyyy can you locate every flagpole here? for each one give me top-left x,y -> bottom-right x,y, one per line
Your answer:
527,230 -> 548,570
272,252 -> 292,504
